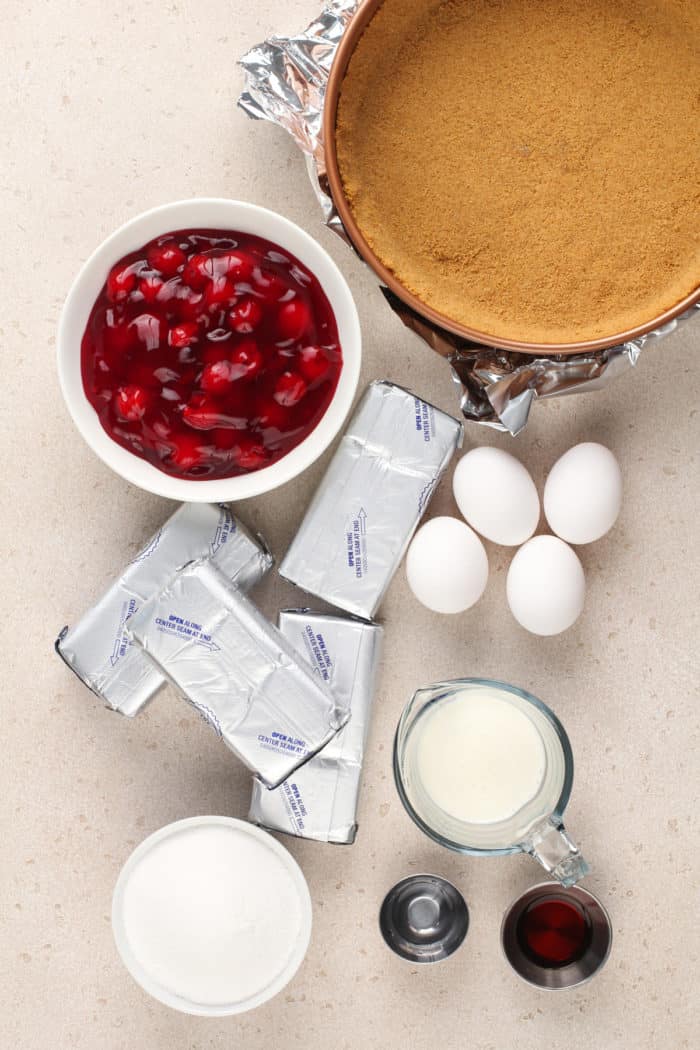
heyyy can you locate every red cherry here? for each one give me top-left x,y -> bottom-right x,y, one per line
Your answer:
221,250 -> 255,281
138,274 -> 165,303
176,289 -> 206,322
167,432 -> 208,471
168,321 -> 199,349
129,313 -> 164,350
234,436 -> 269,471
230,340 -> 263,379
255,397 -> 289,431
201,359 -> 235,394
114,384 -> 149,421
203,277 -> 237,310
106,264 -> 137,302
253,268 -> 287,304
277,299 -> 311,342
273,371 -> 307,407
182,253 -> 212,290
182,393 -> 223,430
214,426 -> 246,451
147,241 -> 186,277
298,344 -> 331,382
228,297 -> 263,334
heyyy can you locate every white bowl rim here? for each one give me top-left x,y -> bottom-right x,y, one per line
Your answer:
57,198 -> 361,501
111,815 -> 313,1016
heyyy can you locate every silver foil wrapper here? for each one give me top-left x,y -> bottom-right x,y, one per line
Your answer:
128,559 -> 348,789
279,380 -> 462,619
249,610 -> 382,844
238,1 -> 700,434
56,503 -> 272,717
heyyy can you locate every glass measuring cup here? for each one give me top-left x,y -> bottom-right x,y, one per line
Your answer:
393,678 -> 589,887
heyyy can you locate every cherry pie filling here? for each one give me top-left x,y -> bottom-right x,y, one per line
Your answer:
81,228 -> 343,479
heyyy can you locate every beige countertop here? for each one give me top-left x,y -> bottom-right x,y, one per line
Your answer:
2,2 -> 699,1047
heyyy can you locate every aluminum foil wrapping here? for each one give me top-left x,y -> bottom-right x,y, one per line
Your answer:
56,503 -> 272,717
279,380 -> 462,620
238,1 -> 700,434
128,559 -> 348,789
250,610 -> 382,844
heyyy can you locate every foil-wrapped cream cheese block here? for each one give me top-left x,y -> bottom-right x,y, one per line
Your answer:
56,503 -> 272,717
279,381 -> 462,619
250,610 -> 382,844
128,560 -> 348,789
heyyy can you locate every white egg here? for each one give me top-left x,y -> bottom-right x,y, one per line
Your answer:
506,535 -> 585,636
452,446 -> 540,546
406,516 -> 489,614
544,442 -> 622,545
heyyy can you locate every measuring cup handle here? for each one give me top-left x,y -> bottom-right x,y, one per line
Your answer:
524,816 -> 590,887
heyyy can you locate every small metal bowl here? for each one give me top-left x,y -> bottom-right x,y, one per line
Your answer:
501,882 -> 612,990
379,874 -> 469,963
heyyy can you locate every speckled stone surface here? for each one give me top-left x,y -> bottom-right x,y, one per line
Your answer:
2,2 -> 698,1048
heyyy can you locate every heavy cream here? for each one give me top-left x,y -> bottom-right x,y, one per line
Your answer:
414,689 -> 546,825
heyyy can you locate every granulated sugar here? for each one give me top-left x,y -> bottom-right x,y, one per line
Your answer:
119,821 -> 307,1008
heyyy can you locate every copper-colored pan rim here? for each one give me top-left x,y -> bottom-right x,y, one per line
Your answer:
323,0 -> 700,357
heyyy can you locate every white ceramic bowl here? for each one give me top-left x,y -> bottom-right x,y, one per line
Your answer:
112,816 -> 313,1016
57,199 -> 361,501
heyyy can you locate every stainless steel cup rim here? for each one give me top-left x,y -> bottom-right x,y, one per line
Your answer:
393,678 -> 574,856
379,873 -> 469,964
500,881 -> 613,990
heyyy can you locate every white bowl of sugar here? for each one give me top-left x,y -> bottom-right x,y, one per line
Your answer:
111,816 -> 312,1015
